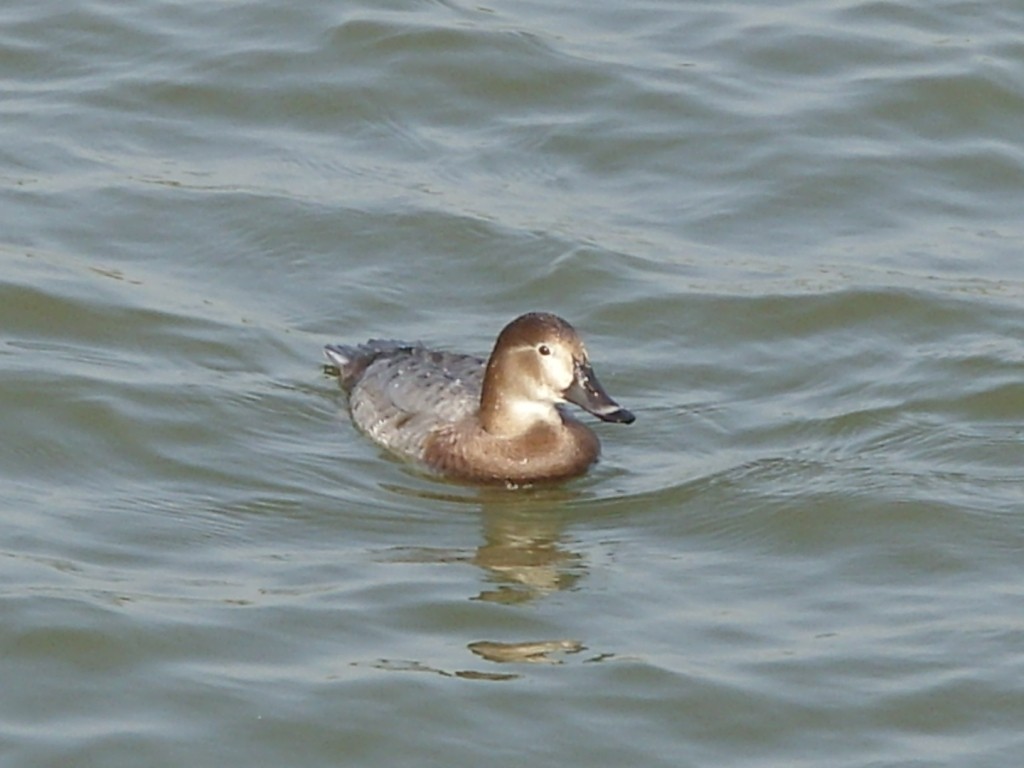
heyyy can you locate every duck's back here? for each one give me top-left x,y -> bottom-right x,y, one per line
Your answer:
324,340 -> 485,460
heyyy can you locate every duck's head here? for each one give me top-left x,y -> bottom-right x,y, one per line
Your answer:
480,312 -> 635,436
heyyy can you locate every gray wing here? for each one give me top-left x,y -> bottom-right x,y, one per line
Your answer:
343,344 -> 485,460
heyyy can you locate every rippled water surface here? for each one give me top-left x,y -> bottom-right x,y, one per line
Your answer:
3,1 -> 1023,766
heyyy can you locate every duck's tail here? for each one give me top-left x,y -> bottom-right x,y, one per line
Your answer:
324,340 -> 412,391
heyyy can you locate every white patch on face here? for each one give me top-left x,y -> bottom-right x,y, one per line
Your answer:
536,343 -> 576,393
494,342 -> 576,429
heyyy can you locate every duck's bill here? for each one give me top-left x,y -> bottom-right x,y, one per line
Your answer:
564,361 -> 636,424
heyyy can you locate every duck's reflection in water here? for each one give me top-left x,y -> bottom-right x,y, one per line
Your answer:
471,503 -> 585,604
380,482 -> 589,604
374,483 -> 605,676
468,639 -> 584,664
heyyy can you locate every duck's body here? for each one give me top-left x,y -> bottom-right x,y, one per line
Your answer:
324,313 -> 634,483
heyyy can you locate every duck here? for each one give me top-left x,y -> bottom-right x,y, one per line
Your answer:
324,312 -> 634,483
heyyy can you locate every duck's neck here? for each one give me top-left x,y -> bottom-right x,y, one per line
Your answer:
479,360 -> 561,437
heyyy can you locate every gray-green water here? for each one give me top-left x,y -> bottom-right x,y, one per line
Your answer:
3,1 -> 1023,766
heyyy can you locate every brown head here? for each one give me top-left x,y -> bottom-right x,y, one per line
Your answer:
478,312 -> 635,437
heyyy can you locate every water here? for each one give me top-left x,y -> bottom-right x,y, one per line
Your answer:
2,0 -> 1023,766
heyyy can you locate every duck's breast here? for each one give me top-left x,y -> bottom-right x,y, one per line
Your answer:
422,417 -> 601,483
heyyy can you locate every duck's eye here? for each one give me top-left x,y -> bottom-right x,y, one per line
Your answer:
538,344 -> 551,356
